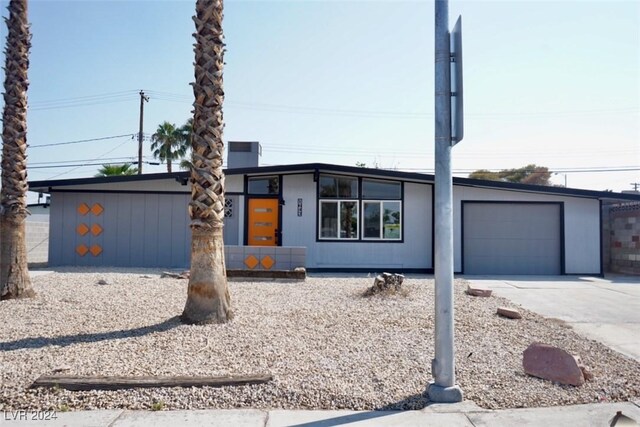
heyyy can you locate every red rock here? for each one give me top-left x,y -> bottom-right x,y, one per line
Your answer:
497,307 -> 522,319
523,343 -> 585,386
466,285 -> 492,297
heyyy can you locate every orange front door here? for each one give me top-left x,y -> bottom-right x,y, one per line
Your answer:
247,198 -> 279,246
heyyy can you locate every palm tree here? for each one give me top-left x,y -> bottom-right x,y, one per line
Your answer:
181,0 -> 232,324
1,0 -> 35,300
95,163 -> 139,177
178,118 -> 194,171
151,121 -> 188,173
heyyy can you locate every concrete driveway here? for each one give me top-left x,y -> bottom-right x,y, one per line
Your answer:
464,275 -> 640,362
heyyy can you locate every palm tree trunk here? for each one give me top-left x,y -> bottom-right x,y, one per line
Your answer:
1,0 -> 34,300
167,159 -> 172,173
181,0 -> 232,324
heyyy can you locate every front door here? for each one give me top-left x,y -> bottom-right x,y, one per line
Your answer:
247,198 -> 279,246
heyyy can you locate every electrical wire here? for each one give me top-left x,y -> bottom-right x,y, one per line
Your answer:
29,133 -> 136,148
44,137 -> 135,179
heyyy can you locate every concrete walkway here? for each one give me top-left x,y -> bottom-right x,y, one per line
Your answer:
464,275 -> 640,361
1,401 -> 639,426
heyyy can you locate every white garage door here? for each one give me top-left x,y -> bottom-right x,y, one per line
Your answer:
463,203 -> 562,275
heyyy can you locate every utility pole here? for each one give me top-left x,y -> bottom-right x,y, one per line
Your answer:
138,90 -> 149,174
631,183 -> 640,192
428,0 -> 463,403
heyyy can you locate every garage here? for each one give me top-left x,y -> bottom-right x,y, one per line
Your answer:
462,202 -> 562,275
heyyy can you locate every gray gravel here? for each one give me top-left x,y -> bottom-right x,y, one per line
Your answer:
1,268 -> 639,411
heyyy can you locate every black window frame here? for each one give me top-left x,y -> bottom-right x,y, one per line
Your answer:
316,174 -> 404,243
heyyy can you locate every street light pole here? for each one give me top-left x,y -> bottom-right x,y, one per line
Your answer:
427,0 -> 463,403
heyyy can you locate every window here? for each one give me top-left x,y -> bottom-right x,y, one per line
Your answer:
363,201 -> 401,240
320,200 -> 358,239
318,175 -> 402,241
319,175 -> 358,198
362,179 -> 401,199
248,176 -> 279,195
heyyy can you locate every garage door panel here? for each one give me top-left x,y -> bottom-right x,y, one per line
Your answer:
463,203 -> 561,275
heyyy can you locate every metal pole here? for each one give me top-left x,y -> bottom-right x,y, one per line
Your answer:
427,0 -> 463,403
138,90 -> 149,175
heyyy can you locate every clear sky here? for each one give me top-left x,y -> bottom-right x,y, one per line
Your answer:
1,0 -> 638,198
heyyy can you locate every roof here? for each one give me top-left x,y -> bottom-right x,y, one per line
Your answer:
28,162 -> 640,202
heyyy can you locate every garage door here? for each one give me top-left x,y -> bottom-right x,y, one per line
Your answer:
463,203 -> 562,275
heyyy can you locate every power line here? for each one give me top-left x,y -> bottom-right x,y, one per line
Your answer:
29,133 -> 135,148
29,97 -> 140,112
29,156 -> 139,166
44,137 -> 135,180
144,89 -> 639,118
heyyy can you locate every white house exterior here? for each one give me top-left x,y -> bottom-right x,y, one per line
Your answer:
29,158 -> 640,275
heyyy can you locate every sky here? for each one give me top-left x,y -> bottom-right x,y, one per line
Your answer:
0,0 -> 638,201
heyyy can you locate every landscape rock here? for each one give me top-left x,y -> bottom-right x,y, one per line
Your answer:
364,272 -> 404,296
466,285 -> 492,297
97,279 -> 110,286
575,356 -> 594,381
497,306 -> 522,319
523,343 -> 585,386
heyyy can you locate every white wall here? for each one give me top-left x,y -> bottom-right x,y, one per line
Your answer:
453,185 -> 600,274
225,175 -> 244,193
281,174 -> 432,270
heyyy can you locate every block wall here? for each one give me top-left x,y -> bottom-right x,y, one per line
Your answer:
224,245 -> 306,271
26,221 -> 49,266
606,203 -> 640,275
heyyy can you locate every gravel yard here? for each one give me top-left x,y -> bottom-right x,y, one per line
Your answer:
1,269 -> 639,411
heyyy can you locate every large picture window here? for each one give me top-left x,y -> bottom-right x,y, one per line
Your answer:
318,175 -> 402,241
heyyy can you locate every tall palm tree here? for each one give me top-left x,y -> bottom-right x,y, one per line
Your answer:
181,0 -> 232,324
1,0 -> 35,300
95,163 -> 139,177
151,121 -> 188,173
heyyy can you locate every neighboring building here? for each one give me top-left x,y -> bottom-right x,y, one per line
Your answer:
29,142 -> 640,275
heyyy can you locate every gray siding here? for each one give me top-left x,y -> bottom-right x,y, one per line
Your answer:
223,195 -> 239,245
49,192 -> 191,268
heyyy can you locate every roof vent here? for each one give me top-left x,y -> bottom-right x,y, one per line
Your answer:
227,141 -> 261,169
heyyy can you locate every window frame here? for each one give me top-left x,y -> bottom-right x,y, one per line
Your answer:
316,174 -> 403,242
318,199 -> 360,240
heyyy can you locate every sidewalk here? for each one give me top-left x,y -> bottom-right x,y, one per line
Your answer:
1,401 -> 639,426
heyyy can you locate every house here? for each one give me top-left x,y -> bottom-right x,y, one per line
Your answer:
29,141 -> 640,275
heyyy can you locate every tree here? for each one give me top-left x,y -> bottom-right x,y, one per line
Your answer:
95,163 -> 139,177
178,118 -> 194,171
468,164 -> 552,186
151,121 -> 189,173
1,0 -> 35,300
181,0 -> 232,324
